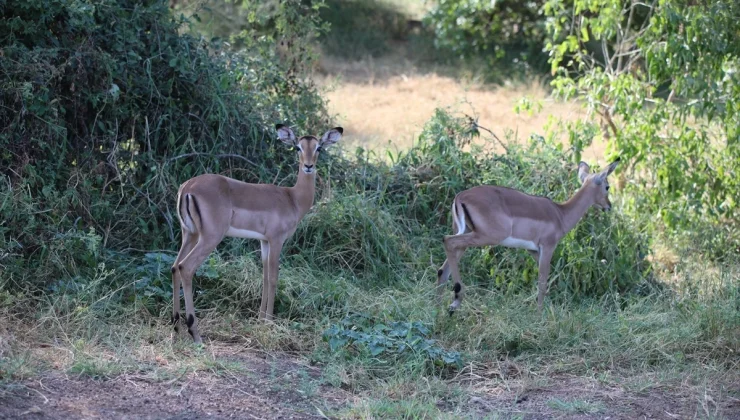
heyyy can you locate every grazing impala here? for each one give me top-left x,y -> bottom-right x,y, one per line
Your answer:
171,124 -> 343,343
436,158 -> 620,314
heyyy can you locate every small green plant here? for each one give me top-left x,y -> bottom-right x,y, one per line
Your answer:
547,398 -> 604,414
68,357 -> 122,380
323,314 -> 463,370
424,0 -> 551,79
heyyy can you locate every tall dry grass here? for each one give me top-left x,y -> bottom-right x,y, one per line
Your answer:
315,53 -> 608,162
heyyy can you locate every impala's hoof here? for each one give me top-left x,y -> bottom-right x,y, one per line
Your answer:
448,298 -> 461,316
172,313 -> 181,333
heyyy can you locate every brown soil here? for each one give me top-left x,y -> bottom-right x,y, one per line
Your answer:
2,345 -> 738,419
463,376 -> 740,419
0,349 -> 350,420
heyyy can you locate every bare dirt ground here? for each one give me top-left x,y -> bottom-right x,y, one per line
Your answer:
0,346 -> 348,420
2,341 -> 738,419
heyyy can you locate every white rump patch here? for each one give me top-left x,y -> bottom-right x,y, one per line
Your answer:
500,237 -> 538,251
225,227 -> 268,240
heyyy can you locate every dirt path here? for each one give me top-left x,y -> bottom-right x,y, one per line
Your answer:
2,344 -> 737,419
1,349 -> 349,419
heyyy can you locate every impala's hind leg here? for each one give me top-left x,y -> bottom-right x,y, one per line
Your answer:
437,213 -> 462,304
177,234 -> 223,344
443,231 -> 508,315
172,229 -> 197,333
436,259 -> 451,304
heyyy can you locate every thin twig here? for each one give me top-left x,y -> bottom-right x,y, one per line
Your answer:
473,122 -> 509,153
130,184 -> 174,242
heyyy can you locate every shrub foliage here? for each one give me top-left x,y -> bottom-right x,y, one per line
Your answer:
544,0 -> 740,257
0,0 -> 328,284
1,1 -> 649,318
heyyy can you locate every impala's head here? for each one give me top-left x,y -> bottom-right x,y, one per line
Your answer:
276,124 -> 343,174
578,158 -> 620,211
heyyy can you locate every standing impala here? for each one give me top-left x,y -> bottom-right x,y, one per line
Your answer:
437,158 -> 620,314
171,124 -> 343,343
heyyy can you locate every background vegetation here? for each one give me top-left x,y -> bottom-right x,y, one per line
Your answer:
1,0 -> 737,418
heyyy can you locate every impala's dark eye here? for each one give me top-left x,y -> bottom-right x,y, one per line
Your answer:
606,186 -> 610,191
317,146 -> 323,153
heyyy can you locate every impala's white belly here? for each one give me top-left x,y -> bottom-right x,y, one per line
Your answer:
225,227 -> 268,240
499,236 -> 538,251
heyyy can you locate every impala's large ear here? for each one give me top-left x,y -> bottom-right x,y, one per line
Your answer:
276,124 -> 296,146
577,161 -> 591,184
320,127 -> 343,147
605,157 -> 620,176
597,157 -> 620,182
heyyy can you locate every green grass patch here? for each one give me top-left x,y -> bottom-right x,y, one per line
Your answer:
548,398 -> 605,414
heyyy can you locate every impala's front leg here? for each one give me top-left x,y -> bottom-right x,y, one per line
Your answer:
536,246 -> 554,313
259,240 -> 270,320
263,238 -> 285,321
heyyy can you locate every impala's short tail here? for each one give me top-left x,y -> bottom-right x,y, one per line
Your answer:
177,191 -> 202,234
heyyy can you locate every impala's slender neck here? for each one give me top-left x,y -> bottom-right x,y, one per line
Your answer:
290,169 -> 317,216
557,184 -> 595,236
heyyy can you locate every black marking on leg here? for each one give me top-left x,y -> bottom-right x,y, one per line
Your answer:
453,282 -> 461,298
461,203 -> 476,231
185,194 -> 194,222
191,194 -> 202,223
437,269 -> 443,277
172,312 -> 181,332
178,264 -> 183,271
178,192 -> 186,225
186,314 -> 195,337
171,266 -> 177,274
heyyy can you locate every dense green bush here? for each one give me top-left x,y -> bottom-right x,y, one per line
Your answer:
0,0 -> 328,286
424,0 -> 550,77
544,0 -> 740,258
0,1 -> 650,321
396,110 -> 650,298
292,110 -> 649,302
318,0 -> 409,58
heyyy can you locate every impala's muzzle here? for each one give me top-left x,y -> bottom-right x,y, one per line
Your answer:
303,164 -> 314,174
